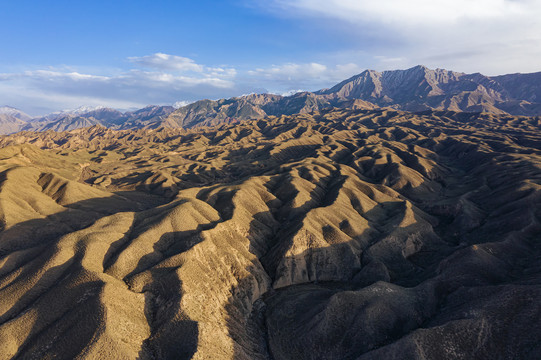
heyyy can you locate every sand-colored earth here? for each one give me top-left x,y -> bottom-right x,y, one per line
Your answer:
0,108 -> 540,359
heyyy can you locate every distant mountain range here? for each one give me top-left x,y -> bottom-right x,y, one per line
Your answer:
23,105 -> 176,132
2,65 -> 541,134
318,65 -> 541,115
0,106 -> 33,134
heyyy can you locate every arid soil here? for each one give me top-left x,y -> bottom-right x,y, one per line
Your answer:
0,108 -> 540,359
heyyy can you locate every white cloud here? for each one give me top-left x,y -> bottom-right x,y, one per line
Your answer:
0,55 -> 240,115
128,53 -> 204,72
257,0 -> 541,75
267,0 -> 528,24
246,62 -> 363,90
128,53 -> 238,78
248,62 -> 327,79
280,89 -> 306,96
0,83 -> 146,116
121,69 -> 234,88
172,100 -> 194,109
207,67 -> 237,78
0,53 -> 371,115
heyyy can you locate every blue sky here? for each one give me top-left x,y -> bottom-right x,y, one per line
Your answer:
1,0 -> 540,115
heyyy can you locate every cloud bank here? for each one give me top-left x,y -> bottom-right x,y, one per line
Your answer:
0,54 -> 365,116
247,62 -> 363,90
2,1 -> 539,116
267,0 -> 529,24
257,0 -> 541,74
0,54 -> 243,115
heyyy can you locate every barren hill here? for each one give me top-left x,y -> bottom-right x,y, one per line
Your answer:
0,108 -> 540,359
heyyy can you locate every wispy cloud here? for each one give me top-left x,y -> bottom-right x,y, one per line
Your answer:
246,62 -> 363,90
128,53 -> 237,78
265,0 -> 528,24
129,53 -> 205,72
0,53 -> 368,115
255,0 -> 541,75
0,54 -> 241,115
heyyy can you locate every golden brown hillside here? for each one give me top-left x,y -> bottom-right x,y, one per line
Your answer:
0,108 -> 540,359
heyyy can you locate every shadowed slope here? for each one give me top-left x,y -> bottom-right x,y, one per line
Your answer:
0,108 -> 539,359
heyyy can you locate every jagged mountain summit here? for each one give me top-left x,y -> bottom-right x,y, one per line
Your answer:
3,65 -> 541,135
318,65 -> 541,115
162,66 -> 541,128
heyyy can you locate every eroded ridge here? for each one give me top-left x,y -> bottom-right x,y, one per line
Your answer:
0,108 -> 539,359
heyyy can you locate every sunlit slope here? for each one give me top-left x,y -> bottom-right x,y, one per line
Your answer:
0,108 -> 539,359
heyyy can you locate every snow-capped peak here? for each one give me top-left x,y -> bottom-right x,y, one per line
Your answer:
0,106 -> 24,115
280,89 -> 306,96
62,105 -> 107,115
38,105 -> 108,122
0,106 -> 32,120
173,101 -> 194,109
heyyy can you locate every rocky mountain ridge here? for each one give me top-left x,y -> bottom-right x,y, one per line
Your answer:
3,65 -> 541,134
319,65 -> 541,115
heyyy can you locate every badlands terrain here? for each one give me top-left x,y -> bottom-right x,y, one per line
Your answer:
0,108 -> 540,359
